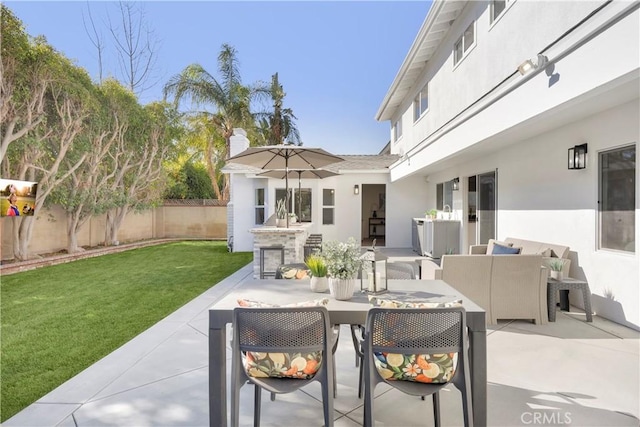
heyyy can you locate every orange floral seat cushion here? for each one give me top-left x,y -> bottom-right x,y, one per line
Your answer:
374,352 -> 458,384
243,351 -> 323,379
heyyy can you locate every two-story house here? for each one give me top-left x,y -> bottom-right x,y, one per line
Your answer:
377,0 -> 639,329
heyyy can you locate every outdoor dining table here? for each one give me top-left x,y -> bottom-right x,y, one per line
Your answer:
208,278 -> 487,426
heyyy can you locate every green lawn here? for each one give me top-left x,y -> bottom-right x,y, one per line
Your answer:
0,241 -> 252,422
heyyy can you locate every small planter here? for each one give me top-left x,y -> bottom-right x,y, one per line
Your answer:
550,270 -> 563,281
329,278 -> 356,300
310,276 -> 328,293
276,218 -> 286,228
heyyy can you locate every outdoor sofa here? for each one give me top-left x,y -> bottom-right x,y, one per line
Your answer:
425,253 -> 549,325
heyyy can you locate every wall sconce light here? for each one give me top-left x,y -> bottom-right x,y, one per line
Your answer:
353,184 -> 360,195
518,54 -> 548,75
568,143 -> 588,170
452,177 -> 460,191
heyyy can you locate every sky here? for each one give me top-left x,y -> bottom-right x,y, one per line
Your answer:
6,1 -> 431,156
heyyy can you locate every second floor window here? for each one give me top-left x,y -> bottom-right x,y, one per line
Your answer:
393,119 -> 403,141
491,0 -> 514,24
454,21 -> 475,66
413,83 -> 429,122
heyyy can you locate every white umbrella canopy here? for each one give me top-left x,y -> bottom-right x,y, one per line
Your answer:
257,169 -> 339,220
227,145 -> 344,227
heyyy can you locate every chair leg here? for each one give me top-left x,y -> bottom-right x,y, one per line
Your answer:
358,357 -> 364,399
254,385 -> 261,427
270,392 -> 276,402
333,353 -> 337,398
432,393 -> 441,427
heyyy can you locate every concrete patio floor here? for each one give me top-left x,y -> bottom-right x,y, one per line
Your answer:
5,259 -> 640,427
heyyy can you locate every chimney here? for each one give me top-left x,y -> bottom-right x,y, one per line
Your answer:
229,128 -> 250,157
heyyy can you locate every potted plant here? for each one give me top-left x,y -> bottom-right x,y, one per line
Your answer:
276,199 -> 287,227
549,259 -> 565,281
322,237 -> 362,300
426,209 -> 438,220
288,212 -> 298,224
305,254 -> 328,292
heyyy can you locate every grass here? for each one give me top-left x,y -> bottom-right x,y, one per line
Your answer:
0,241 -> 252,422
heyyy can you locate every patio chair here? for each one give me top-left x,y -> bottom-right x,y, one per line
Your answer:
231,306 -> 335,427
351,261 -> 417,397
362,307 -> 473,427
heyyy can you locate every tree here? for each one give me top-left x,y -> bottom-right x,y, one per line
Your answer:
3,48 -> 93,260
0,6 -> 49,164
108,1 -> 159,96
103,100 -> 179,245
163,44 -> 259,201
258,72 -> 302,145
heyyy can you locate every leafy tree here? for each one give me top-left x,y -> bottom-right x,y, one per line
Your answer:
257,72 -> 302,145
0,6 -> 49,164
164,160 -> 215,199
163,43 -> 260,201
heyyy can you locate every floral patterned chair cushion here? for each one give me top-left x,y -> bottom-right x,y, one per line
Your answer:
275,264 -> 311,279
243,351 -> 323,379
236,298 -> 328,379
367,295 -> 461,383
374,352 -> 458,384
368,295 -> 462,308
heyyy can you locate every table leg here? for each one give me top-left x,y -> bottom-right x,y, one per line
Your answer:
209,325 -> 227,427
469,327 -> 487,426
547,284 -> 557,322
559,290 -> 570,311
582,286 -> 593,322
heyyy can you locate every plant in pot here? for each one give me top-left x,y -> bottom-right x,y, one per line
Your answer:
426,209 -> 438,220
276,199 -> 287,227
322,237 -> 362,300
288,212 -> 298,224
549,259 -> 565,280
305,254 -> 328,292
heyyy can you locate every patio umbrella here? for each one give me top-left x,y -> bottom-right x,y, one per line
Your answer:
227,145 -> 344,227
257,169 -> 339,220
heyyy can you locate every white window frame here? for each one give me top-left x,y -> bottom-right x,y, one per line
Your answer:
393,118 -> 403,142
255,188 -> 265,225
413,82 -> 429,122
490,0 -> 515,27
453,21 -> 476,67
322,188 -> 335,225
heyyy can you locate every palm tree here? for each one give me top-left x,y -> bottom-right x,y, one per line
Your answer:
256,73 -> 302,146
163,44 -> 256,200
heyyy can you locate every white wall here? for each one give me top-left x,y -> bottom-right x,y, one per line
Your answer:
424,100 -> 639,329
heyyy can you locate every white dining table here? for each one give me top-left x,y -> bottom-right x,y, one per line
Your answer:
208,279 -> 487,426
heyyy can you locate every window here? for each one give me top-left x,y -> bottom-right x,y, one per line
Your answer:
413,83 -> 429,122
322,188 -> 335,225
436,181 -> 454,211
255,188 -> 265,224
599,145 -> 636,253
490,0 -> 513,24
393,118 -> 403,142
454,21 -> 475,65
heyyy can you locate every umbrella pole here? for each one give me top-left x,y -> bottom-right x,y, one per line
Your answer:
285,159 -> 289,228
298,172 -> 302,220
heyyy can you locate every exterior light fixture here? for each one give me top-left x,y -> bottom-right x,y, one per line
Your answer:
568,143 -> 588,170
452,177 -> 460,191
518,54 -> 549,75
354,184 -> 359,195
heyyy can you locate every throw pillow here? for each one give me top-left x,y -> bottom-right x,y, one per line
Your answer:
374,352 -> 458,384
486,239 -> 513,254
491,242 -> 521,255
368,295 -> 462,308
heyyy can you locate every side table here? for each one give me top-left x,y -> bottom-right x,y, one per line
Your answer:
547,277 -> 593,322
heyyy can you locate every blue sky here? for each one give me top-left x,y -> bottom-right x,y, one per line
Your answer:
7,1 -> 430,155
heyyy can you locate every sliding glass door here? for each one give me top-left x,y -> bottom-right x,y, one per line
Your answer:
477,170 -> 497,244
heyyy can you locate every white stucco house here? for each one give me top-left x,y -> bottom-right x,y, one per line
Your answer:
376,0 -> 638,330
225,0 -> 638,330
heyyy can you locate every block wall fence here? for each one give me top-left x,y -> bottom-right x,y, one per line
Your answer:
0,203 -> 227,261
